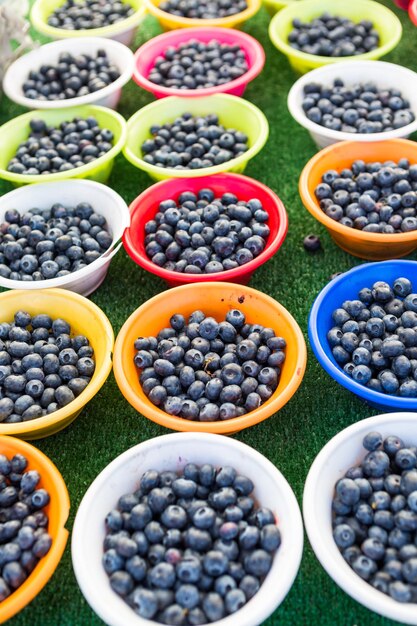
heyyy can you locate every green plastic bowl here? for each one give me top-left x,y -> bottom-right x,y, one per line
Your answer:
31,0 -> 146,45
268,0 -> 402,74
123,94 -> 269,182
0,105 -> 127,186
263,0 -> 293,18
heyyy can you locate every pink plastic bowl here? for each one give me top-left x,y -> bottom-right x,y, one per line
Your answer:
133,27 -> 265,99
123,173 -> 288,287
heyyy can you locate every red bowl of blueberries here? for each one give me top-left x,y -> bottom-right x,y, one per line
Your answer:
122,173 -> 288,287
132,27 -> 265,99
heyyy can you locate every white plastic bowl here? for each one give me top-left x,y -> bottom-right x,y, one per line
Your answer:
0,179 -> 130,296
2,37 -> 134,110
303,412 -> 417,625
72,432 -> 303,626
288,60 -> 417,148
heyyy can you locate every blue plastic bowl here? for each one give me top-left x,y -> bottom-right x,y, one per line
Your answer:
308,259 -> 417,411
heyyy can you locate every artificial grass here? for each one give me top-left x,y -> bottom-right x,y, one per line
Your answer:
0,2 -> 417,624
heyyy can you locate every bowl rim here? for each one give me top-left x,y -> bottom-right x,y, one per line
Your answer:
2,37 -> 135,110
142,0 -> 261,28
123,93 -> 269,179
30,0 -> 146,39
0,287 -> 114,435
409,0 -> 417,25
0,435 -> 69,622
122,172 -> 288,283
269,0 -> 402,66
299,138 -> 417,244
287,60 -> 417,143
72,430 -> 304,626
0,179 -> 131,291
113,281 -> 307,434
132,27 -> 265,99
308,259 -> 417,409
303,411 -> 417,624
0,105 -> 127,184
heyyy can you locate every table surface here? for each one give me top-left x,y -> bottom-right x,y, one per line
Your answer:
1,1 -> 417,624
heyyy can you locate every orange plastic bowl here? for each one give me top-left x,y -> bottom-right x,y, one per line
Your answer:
0,436 -> 69,623
123,173 -> 288,287
142,0 -> 261,30
113,282 -> 306,435
299,139 -> 417,260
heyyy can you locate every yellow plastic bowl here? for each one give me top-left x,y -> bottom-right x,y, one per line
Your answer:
299,139 -> 417,260
142,0 -> 261,30
31,0 -> 146,45
123,94 -> 269,181
0,289 -> 114,440
0,105 -> 127,187
269,0 -> 402,74
113,282 -> 307,435
0,436 -> 69,623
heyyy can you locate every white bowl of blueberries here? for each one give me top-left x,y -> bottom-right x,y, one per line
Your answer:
72,432 -> 304,626
0,179 -> 130,296
288,60 -> 417,148
2,37 -> 134,111
304,412 -> 417,625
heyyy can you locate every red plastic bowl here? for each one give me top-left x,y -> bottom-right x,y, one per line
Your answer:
123,173 -> 288,287
394,0 -> 409,9
409,0 -> 417,23
133,27 -> 265,99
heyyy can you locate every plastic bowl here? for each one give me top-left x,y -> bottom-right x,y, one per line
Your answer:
132,27 -> 265,99
113,282 -> 306,434
263,0 -> 294,17
123,173 -> 288,287
0,288 -> 114,439
0,105 -> 127,186
288,61 -> 417,149
308,259 -> 417,412
299,139 -> 417,260
72,431 -> 304,626
3,37 -> 135,111
269,0 -> 402,75
123,94 -> 269,181
410,0 -> 417,24
0,435 -> 69,622
30,0 -> 146,45
0,179 -> 130,296
142,0 -> 261,30
395,0 -> 410,8
304,411 -> 417,624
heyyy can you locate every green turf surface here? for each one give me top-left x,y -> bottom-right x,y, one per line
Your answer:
1,2 -> 417,624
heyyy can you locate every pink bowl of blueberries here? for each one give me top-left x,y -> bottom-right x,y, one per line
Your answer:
133,27 -> 265,99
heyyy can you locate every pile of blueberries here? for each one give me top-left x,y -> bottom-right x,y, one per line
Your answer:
315,158 -> 417,233
158,0 -> 247,19
141,113 -> 248,170
7,117 -> 114,176
148,39 -> 248,91
0,310 -> 96,422
288,14 -> 379,57
328,277 -> 417,397
0,203 -> 112,282
22,50 -> 121,102
134,308 -> 285,421
47,0 -> 134,30
333,431 -> 417,603
302,80 -> 414,133
0,452 -> 52,601
103,463 -> 281,623
144,188 -> 269,274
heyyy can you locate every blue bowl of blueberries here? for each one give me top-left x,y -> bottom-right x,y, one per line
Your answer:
72,431 -> 304,626
304,412 -> 417,623
308,260 -> 417,411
